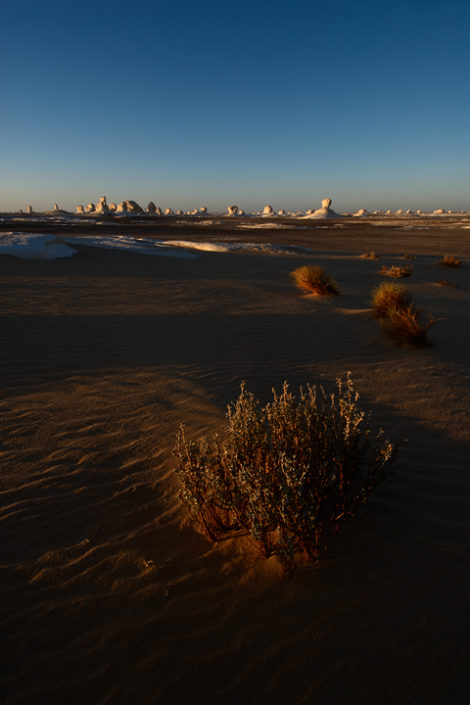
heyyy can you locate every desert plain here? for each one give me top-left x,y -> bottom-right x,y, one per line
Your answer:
1,214 -> 469,704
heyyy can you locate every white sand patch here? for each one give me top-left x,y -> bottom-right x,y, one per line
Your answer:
62,235 -> 197,259
0,233 -> 77,260
159,240 -> 313,255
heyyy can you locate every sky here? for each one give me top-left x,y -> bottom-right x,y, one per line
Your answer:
1,0 -> 469,213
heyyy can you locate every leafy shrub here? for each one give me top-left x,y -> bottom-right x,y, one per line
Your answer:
379,265 -> 413,278
175,375 -> 395,574
291,265 -> 338,296
438,255 -> 461,268
371,282 -> 411,319
379,304 -> 435,347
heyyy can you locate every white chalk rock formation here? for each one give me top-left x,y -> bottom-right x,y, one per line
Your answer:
278,209 -> 286,216
353,208 -> 368,217
385,210 -> 393,215
164,207 -> 174,215
405,209 -> 413,215
303,197 -> 341,219
85,203 -> 95,213
126,200 -> 143,214
146,201 -> 157,214
238,209 -> 245,216
53,204 -> 59,212
95,196 -> 109,214
227,205 -> 239,216
116,202 -> 128,213
109,202 -> 116,211
434,208 -> 445,214
263,204 -> 274,216
395,209 -> 403,215
155,206 -> 163,216
76,205 -> 85,215
176,209 -> 184,215
416,209 -> 422,215
27,205 -> 33,214
200,206 -> 207,214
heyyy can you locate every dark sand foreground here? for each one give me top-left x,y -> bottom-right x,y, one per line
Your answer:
1,219 -> 469,704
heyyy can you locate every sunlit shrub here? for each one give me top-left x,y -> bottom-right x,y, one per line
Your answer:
291,265 -> 338,296
438,255 -> 461,268
371,282 -> 411,319
175,375 -> 395,575
379,304 -> 435,347
379,265 -> 413,278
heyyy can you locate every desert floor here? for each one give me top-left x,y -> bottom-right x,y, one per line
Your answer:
1,218 -> 469,704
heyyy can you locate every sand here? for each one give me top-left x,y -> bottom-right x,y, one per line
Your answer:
1,219 -> 469,704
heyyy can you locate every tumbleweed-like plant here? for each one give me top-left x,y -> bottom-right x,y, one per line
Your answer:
175,375 -> 395,575
438,255 -> 461,268
379,265 -> 413,278
291,265 -> 338,296
371,282 -> 411,319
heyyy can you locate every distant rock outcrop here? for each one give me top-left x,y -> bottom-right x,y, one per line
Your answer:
115,202 -> 128,213
146,201 -> 157,214
76,205 -> 85,215
227,205 -> 238,216
263,205 -> 274,216
95,196 -> 109,214
303,197 -> 342,219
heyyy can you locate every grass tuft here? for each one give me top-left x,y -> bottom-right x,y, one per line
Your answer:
360,251 -> 379,260
438,255 -> 461,268
379,265 -> 413,278
291,265 -> 338,296
371,282 -> 411,319
379,304 -> 435,347
175,375 -> 395,575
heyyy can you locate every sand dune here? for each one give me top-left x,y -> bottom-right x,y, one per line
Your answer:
1,227 -> 469,704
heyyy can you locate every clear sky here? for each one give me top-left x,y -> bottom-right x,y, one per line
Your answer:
1,0 -> 469,213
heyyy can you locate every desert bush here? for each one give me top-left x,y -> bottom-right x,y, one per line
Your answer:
175,375 -> 395,574
371,282 -> 411,319
291,265 -> 338,296
402,254 -> 416,260
360,251 -> 379,260
379,265 -> 413,278
438,255 -> 461,268
379,304 -> 435,347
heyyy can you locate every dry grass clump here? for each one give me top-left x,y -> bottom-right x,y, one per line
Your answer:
371,282 -> 434,346
291,265 -> 338,296
380,305 -> 435,347
360,251 -> 379,260
371,282 -> 411,319
438,255 -> 461,268
379,265 -> 413,278
175,375 -> 395,575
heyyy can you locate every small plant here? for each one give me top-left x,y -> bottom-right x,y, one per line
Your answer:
175,375 -> 395,575
402,254 -> 416,260
291,265 -> 338,296
438,255 -> 461,268
379,304 -> 435,347
371,282 -> 411,319
360,251 -> 379,260
379,265 -> 413,278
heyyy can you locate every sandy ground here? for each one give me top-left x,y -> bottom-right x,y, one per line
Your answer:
1,221 -> 469,704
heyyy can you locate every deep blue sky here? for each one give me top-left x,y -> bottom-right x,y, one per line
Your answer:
1,0 -> 469,212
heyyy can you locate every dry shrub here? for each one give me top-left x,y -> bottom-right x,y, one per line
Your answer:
379,265 -> 413,278
402,254 -> 416,260
380,304 -> 435,347
438,255 -> 461,268
360,252 -> 379,260
291,265 -> 338,296
371,282 -> 411,319
175,375 -> 395,575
